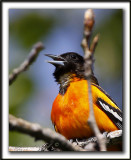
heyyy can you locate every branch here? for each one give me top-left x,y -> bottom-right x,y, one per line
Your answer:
9,114 -> 85,151
9,130 -> 122,151
9,42 -> 44,85
81,9 -> 107,151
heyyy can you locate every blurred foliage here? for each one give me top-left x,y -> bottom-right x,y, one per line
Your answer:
93,10 -> 122,80
9,131 -> 44,147
9,74 -> 33,115
9,12 -> 55,48
9,10 -> 56,147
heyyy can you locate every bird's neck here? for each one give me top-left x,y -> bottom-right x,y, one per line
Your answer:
58,73 -> 82,95
58,73 -> 99,95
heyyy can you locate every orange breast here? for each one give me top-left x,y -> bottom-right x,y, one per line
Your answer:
51,80 -> 118,139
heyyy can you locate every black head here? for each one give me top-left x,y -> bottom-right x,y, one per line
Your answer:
45,52 -> 85,83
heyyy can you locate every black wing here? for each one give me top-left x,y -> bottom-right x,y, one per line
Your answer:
96,98 -> 122,130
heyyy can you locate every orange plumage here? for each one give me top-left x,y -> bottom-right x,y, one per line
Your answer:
51,79 -> 119,139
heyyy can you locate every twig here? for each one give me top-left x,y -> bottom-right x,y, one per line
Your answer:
90,34 -> 99,53
81,9 -> 107,151
9,114 -> 85,151
9,42 -> 44,85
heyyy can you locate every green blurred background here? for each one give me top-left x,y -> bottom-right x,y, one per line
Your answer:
9,9 -> 122,147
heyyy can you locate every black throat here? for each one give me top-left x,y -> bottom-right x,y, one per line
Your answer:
58,73 -> 79,95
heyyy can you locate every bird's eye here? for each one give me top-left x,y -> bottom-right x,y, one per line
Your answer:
71,54 -> 77,60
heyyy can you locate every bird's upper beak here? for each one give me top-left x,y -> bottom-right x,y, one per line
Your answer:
45,54 -> 66,66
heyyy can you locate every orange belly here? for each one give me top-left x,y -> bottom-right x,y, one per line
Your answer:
51,80 -> 119,139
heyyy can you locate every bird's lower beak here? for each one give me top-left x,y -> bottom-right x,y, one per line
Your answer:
45,54 -> 65,66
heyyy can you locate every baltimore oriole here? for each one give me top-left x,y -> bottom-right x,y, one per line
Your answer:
45,52 -> 122,150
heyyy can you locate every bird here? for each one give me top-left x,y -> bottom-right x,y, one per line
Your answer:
45,52 -> 122,150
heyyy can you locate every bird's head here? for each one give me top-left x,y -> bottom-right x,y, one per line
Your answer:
45,52 -> 85,84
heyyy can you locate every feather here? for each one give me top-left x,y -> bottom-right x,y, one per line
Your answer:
97,98 -> 122,130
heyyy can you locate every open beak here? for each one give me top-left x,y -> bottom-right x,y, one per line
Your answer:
45,54 -> 66,66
